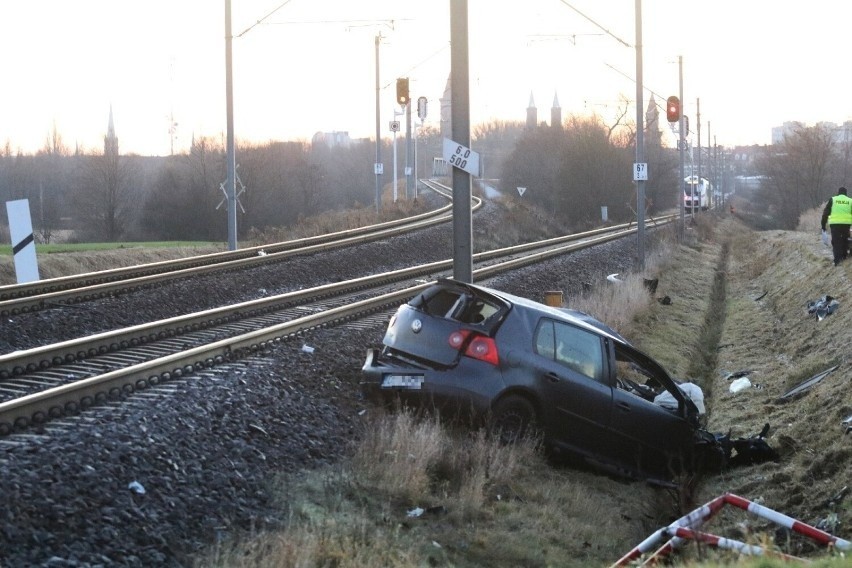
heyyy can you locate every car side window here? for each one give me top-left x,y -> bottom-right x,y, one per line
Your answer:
534,320 -> 556,359
553,321 -> 604,382
534,319 -> 604,382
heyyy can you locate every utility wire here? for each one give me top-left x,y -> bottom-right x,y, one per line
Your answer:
557,0 -> 631,48
236,0 -> 296,38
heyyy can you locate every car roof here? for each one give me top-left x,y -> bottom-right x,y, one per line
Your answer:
434,278 -> 631,345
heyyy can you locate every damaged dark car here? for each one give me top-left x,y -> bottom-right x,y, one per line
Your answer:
362,279 -> 732,481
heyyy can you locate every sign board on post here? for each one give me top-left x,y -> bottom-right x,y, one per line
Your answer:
633,163 -> 648,181
442,138 -> 481,177
6,199 -> 39,283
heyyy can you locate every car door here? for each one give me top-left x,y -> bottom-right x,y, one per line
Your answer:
531,319 -> 616,456
607,343 -> 695,474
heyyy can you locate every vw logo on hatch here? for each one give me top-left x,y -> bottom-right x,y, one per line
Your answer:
411,319 -> 423,333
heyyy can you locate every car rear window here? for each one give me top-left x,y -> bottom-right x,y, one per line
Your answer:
414,288 -> 501,325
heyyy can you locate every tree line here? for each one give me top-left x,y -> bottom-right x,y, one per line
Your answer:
1,116 -> 835,244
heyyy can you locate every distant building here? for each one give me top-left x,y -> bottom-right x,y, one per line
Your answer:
526,92 -> 537,130
551,92 -> 562,129
311,131 -> 351,149
645,94 -> 662,148
105,105 -> 118,156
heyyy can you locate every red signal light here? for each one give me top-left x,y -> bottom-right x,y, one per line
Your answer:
666,96 -> 681,123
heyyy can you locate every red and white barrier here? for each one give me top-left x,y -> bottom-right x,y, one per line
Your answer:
611,493 -> 850,567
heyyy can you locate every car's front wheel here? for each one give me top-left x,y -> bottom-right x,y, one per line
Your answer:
490,395 -> 540,444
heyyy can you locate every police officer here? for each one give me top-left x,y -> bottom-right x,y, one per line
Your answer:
821,187 -> 852,266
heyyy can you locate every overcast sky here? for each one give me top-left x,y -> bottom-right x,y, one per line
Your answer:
1,0 -> 850,156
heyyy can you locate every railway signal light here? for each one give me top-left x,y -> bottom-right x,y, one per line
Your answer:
396,77 -> 410,106
666,95 -> 680,123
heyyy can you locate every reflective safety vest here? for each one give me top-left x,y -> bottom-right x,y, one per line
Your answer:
828,194 -> 852,225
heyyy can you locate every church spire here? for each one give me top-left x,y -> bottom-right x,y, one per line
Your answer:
104,105 -> 118,156
551,91 -> 562,129
526,92 -> 537,130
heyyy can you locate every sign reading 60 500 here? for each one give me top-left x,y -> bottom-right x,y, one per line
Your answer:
442,138 -> 481,177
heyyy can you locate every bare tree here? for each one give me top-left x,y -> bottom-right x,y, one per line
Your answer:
756,123 -> 837,228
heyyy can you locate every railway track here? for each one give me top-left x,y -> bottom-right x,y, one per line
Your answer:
0,180 -> 475,314
0,210 -> 675,435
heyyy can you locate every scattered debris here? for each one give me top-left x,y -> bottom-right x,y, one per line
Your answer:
754,291 -> 768,301
612,492 -> 850,567
643,278 -> 659,294
729,377 -> 752,394
606,273 -> 623,284
258,249 -> 267,256
806,295 -> 839,321
716,343 -> 734,351
407,507 -> 424,518
128,481 -> 146,495
717,424 -> 779,467
723,369 -> 752,380
301,344 -> 315,354
657,295 -> 672,305
778,365 -> 839,401
843,415 -> 852,435
248,423 -> 268,436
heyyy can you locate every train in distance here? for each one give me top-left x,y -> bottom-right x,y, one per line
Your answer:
684,175 -> 711,211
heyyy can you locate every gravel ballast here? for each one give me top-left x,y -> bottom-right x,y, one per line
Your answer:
0,198 -> 649,566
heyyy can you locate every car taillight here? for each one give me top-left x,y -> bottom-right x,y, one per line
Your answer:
448,330 -> 499,365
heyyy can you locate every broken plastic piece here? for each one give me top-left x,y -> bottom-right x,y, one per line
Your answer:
806,295 -> 839,320
606,273 -> 623,284
301,344 -> 315,354
729,377 -> 752,394
778,365 -> 838,400
128,481 -> 146,495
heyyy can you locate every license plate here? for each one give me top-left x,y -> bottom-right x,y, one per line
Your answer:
381,374 -> 424,389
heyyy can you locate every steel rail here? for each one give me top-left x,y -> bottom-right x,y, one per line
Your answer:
0,182 -> 460,303
0,216 -> 674,434
0,183 -> 480,316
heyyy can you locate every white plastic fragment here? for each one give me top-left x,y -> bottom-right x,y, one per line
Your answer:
729,377 -> 752,394
407,507 -> 424,518
128,481 -> 146,495
606,273 -> 623,284
301,344 -> 315,354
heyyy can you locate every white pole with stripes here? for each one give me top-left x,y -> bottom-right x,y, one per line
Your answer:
6,199 -> 40,284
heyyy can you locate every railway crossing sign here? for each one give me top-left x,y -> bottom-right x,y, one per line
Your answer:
442,138 -> 481,177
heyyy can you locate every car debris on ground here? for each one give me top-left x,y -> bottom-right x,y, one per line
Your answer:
778,365 -> 839,401
806,295 -> 839,320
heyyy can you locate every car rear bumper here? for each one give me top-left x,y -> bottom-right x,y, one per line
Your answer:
360,348 -> 494,418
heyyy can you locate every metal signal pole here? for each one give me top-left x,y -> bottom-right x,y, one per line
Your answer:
634,0 -> 646,269
450,0 -> 472,283
224,0 -> 237,250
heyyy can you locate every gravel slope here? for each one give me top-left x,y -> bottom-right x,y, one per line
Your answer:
0,197 -> 647,567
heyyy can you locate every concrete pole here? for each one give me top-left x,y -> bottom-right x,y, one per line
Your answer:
634,0 -> 645,269
678,55 -> 685,239
224,0 -> 237,250
374,34 -> 383,213
450,0 -> 472,283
